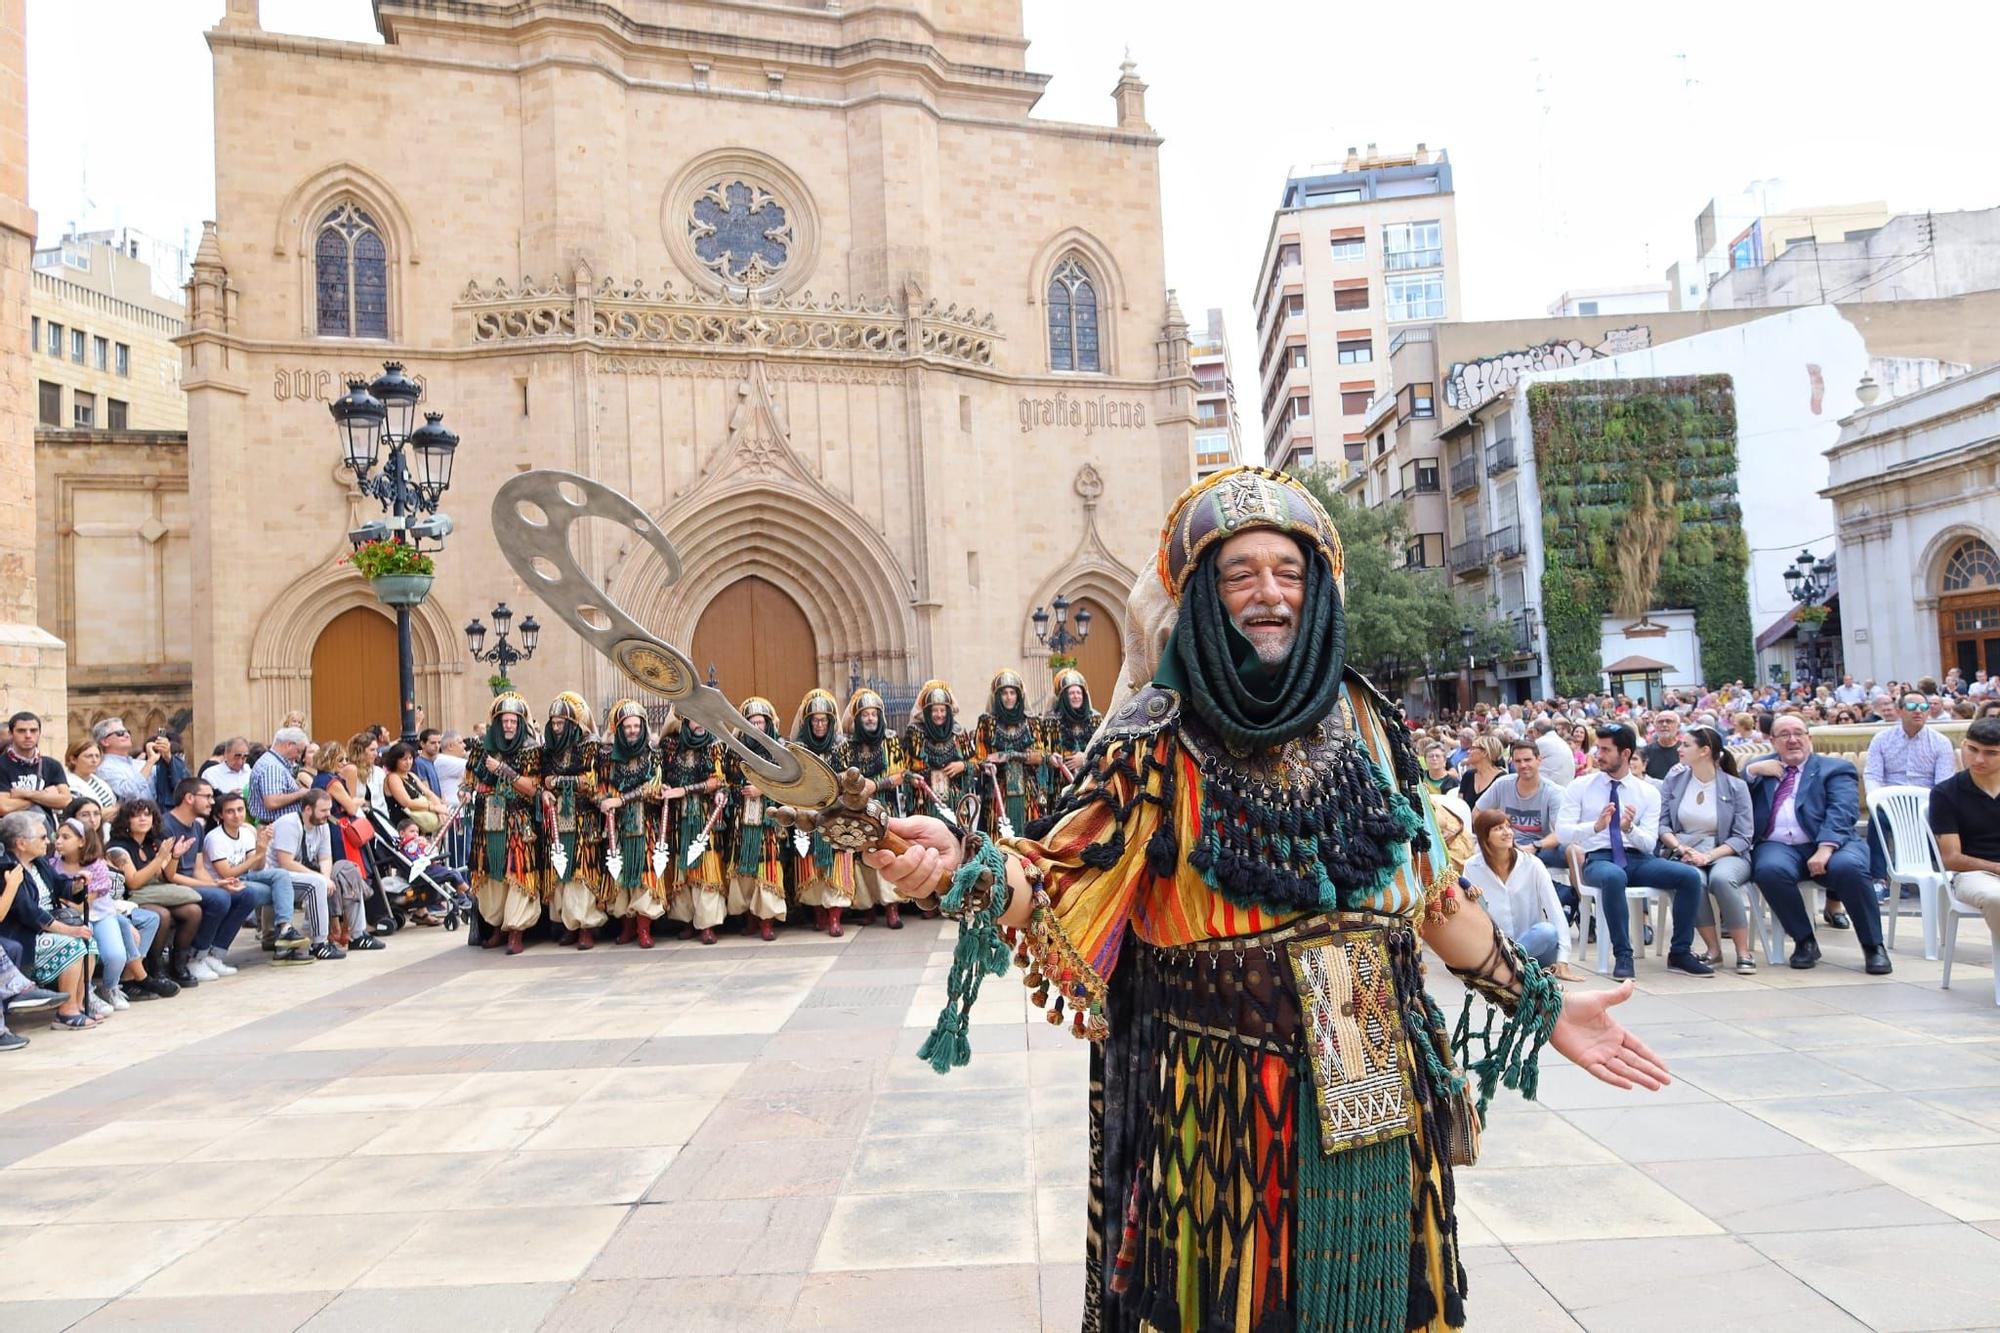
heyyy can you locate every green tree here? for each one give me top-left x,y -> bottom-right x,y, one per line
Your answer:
1296,467 -> 1511,689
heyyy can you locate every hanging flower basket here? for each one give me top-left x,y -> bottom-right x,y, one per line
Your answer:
371,573 -> 435,606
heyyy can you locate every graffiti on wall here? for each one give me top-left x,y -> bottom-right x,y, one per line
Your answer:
1445,326 -> 1653,413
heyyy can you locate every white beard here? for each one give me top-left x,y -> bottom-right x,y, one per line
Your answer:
1232,602 -> 1297,668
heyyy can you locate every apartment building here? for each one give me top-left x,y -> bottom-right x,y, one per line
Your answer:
1190,306 -> 1244,478
30,232 -> 186,432
1250,145 -> 1460,474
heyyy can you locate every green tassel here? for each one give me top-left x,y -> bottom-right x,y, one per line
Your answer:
1452,956 -> 1562,1115
916,839 -> 1013,1076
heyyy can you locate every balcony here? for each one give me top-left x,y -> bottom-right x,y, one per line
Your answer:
1384,248 -> 1444,272
1449,456 -> 1480,495
1488,525 -> 1524,561
1485,438 -> 1517,476
1449,536 -> 1486,574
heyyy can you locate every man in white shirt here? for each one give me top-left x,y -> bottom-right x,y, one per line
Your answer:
433,731 -> 470,869
1533,717 -> 1576,787
1558,722 -> 1713,980
204,791 -> 311,964
200,737 -> 254,796
269,789 -> 382,959
1833,676 -> 1866,707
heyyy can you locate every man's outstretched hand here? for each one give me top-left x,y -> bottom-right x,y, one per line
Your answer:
1549,980 -> 1671,1091
863,816 -> 961,901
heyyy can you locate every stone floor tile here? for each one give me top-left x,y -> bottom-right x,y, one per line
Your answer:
1512,1234 -> 1865,1331
582,1061 -> 749,1102
647,1137 -> 855,1201
788,1264 -> 1040,1330
1475,1103 -> 1620,1168
519,1095 -> 719,1150
68,1157 -> 341,1222
426,1067 -> 611,1110
1528,1062 -> 1717,1112
814,1191 -> 1036,1271
1040,1262 -> 1087,1333
543,1276 -> 801,1333
1452,1164 -> 1721,1245
1730,1013 -> 1934,1051
182,1111 -> 404,1162
588,1196 -> 834,1278
1561,1100 -> 1815,1163
1036,1185 -> 1087,1265
1838,1143 -> 2000,1221
1456,1247 -> 1583,1331
844,1130 -> 1033,1195
1812,1040 -> 2000,1092
69,1293 -> 338,1331
137,1213 -> 425,1297
1660,988 -> 1845,1021
475,1146 -> 677,1207
1667,1050 -> 1889,1102
0,1220 -> 230,1299
273,1073 -> 471,1116
1915,1087 -> 2000,1134
883,1048 -> 1030,1091
0,1299 -> 108,1333
1749,1223 -> 2000,1331
860,1086 -> 1030,1138
1642,1152 -> 1955,1233
1613,1019 -> 1786,1060
301,1283 -> 566,1331
1740,1092 -> 1996,1153
732,1052 -> 883,1097
357,1205 -> 630,1287
261,1150 -> 503,1215
619,1033 -> 774,1066
8,1115 -> 262,1169
684,1088 -> 874,1145
350,1103 -> 562,1156
0,1164 -> 139,1225
1807,981 -> 1979,1015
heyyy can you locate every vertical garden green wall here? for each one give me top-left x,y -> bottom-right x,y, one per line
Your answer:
1529,376 -> 1754,695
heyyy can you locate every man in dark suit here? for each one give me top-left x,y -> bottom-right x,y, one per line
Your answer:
1745,714 -> 1889,974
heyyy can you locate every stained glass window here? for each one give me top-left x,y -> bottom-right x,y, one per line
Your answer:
1943,538 -> 2000,593
688,180 -> 792,286
314,202 -> 389,338
1047,256 -> 1101,373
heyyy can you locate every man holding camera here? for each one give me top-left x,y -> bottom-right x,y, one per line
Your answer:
93,718 -> 171,806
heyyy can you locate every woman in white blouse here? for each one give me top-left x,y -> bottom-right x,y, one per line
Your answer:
1658,724 -> 1758,974
64,738 -> 117,814
1464,809 -> 1578,979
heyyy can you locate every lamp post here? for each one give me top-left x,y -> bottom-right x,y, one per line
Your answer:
463,601 -> 539,687
1032,593 -> 1094,658
1459,622 -> 1476,716
1782,547 -> 1838,684
330,361 -> 459,746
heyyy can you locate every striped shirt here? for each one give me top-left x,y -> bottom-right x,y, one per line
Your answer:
1863,724 -> 1957,793
247,751 -> 299,824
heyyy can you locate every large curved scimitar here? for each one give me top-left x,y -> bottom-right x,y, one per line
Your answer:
490,470 -> 909,852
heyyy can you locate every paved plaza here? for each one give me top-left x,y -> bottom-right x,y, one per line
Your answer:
2,915 -> 2000,1331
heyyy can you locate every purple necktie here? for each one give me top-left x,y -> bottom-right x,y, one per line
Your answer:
1608,779 -> 1627,868
1773,764 -> 1801,830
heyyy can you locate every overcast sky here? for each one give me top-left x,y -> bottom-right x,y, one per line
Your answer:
31,1 -> 2000,384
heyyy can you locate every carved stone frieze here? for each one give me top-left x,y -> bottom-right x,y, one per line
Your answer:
456,275 -> 997,369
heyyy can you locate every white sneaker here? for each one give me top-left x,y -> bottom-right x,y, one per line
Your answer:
206,952 -> 238,976
186,957 -> 220,982
85,992 -> 113,1020
107,987 -> 130,1011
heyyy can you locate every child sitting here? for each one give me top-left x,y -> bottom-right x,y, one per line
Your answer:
397,820 -> 467,891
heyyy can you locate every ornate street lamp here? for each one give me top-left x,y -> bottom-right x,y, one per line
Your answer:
465,602 -> 539,682
331,360 -> 458,745
1459,622 -> 1476,715
1033,594 -> 1093,657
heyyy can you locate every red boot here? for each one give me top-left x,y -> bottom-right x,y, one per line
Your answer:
813,907 -> 828,933
482,925 -> 505,949
699,927 -> 717,945
616,916 -> 638,946
505,929 -> 525,955
885,904 -> 903,931
636,916 -> 655,950
578,928 -> 595,951
827,908 -> 844,938
759,918 -> 776,942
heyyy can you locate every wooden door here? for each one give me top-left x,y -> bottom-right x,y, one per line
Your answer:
1071,596 -> 1125,707
691,577 -> 818,714
310,607 -> 399,745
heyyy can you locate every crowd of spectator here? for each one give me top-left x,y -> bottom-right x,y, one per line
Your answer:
1416,670 -> 2000,984
0,708 -> 483,1053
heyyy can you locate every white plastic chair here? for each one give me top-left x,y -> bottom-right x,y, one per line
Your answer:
1751,877 -> 1826,966
1927,822 -> 2000,1006
1867,784 -> 1946,960
1566,845 -> 1670,972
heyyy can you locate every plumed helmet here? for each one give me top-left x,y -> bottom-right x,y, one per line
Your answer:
990,669 -> 1025,695
910,680 -> 957,729
546,691 -> 594,734
490,693 -> 530,721
841,688 -> 887,734
741,696 -> 779,724
610,698 -> 649,728
1157,465 -> 1343,600
1052,667 -> 1089,699
789,688 -> 842,742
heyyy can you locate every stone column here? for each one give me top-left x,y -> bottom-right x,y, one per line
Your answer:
0,0 -> 68,745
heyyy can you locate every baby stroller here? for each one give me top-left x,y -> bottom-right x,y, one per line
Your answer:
361,807 -> 472,931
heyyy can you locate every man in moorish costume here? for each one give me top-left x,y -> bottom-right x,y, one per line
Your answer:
901,680 -> 974,919
727,698 -> 789,941
597,699 -> 664,949
790,689 -> 856,936
838,687 -> 907,929
466,694 -> 543,955
541,692 -> 603,949
976,668 -> 1047,840
661,715 -> 730,944
870,466 -> 1665,1332
1042,665 -> 1102,795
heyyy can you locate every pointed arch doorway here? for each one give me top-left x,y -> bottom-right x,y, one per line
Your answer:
691,576 -> 819,711
310,606 -> 399,743
1070,596 -> 1125,705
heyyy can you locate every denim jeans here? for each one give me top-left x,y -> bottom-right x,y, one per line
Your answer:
236,867 -> 298,929
88,912 -> 145,981
1515,920 -> 1563,967
132,906 -> 162,959
191,886 -> 260,954
1579,848 -> 1705,959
